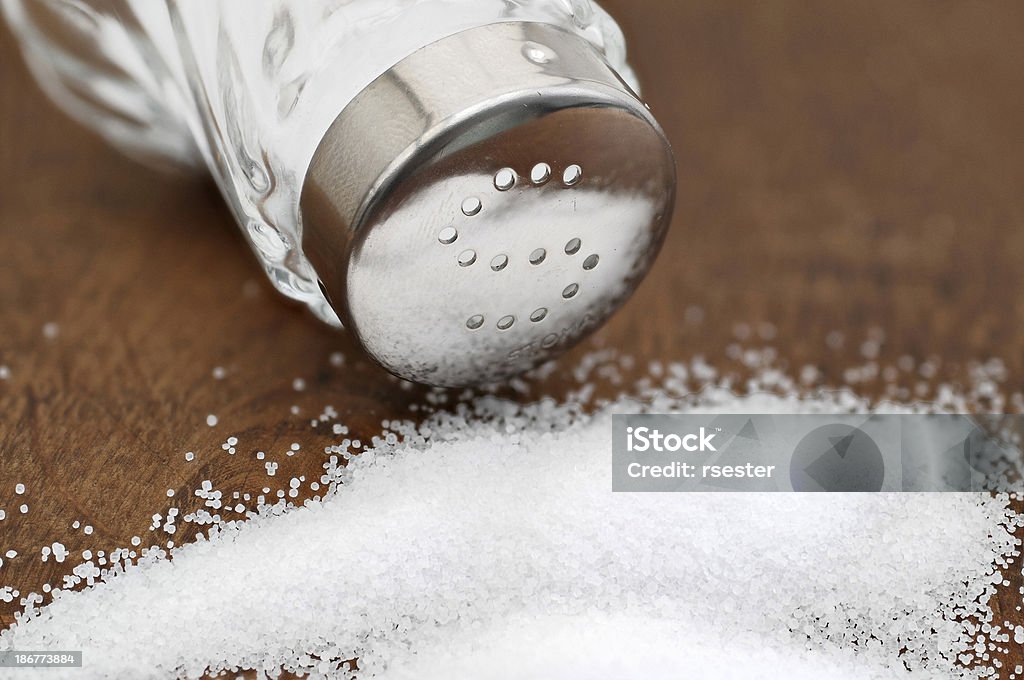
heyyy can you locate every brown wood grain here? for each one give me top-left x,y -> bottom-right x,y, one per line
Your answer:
1,0 -> 1023,673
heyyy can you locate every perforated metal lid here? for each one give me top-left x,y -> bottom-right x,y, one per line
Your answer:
300,21 -> 676,387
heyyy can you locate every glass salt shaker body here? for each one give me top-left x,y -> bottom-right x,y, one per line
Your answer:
3,0 -> 676,387
3,0 -> 637,324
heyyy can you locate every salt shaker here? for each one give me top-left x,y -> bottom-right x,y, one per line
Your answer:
3,0 -> 675,386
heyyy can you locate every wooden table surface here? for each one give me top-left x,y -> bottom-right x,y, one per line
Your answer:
2,0 -> 1023,672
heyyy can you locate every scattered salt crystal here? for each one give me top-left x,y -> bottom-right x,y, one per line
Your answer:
14,483 -> 24,495
4,550 -> 16,559
18,504 -> 27,514
242,279 -> 261,298
211,366 -> 227,380
83,526 -> 93,536
861,340 -> 881,359
329,352 -> 345,367
42,322 -> 59,340
0,365 -> 10,380
206,414 -> 218,427
185,452 -> 195,462
166,490 -> 174,498
293,378 -> 306,392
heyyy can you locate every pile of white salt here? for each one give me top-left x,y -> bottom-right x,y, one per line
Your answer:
1,378 -> 1020,679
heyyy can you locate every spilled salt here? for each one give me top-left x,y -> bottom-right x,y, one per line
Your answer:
0,389 -> 1018,679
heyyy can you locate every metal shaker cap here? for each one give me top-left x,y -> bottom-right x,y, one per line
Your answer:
300,21 -> 676,387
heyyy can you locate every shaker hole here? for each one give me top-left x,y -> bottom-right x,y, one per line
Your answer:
494,168 -> 517,191
563,164 -> 583,186
438,226 -> 458,245
491,254 -> 509,271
